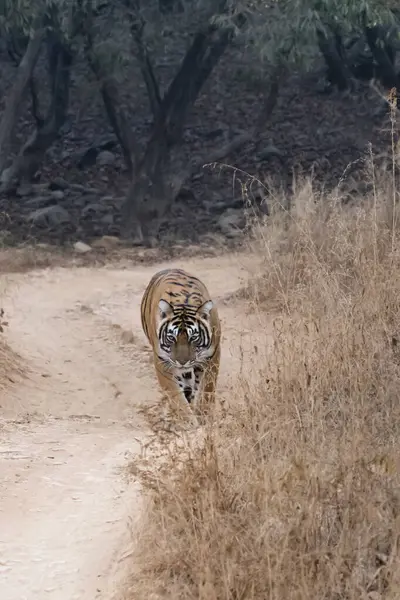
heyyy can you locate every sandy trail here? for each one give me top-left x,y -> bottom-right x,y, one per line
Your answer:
0,254 -> 255,600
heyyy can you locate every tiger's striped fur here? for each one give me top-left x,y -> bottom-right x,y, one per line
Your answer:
140,268 -> 221,414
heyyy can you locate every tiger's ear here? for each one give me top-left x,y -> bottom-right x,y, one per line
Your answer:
197,300 -> 213,321
158,299 -> 174,320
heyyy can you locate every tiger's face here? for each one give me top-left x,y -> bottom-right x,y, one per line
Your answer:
156,298 -> 214,369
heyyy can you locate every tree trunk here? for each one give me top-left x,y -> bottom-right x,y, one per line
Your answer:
120,135 -> 178,246
1,32 -> 73,191
83,1 -> 138,171
121,62 -> 282,246
317,27 -> 350,91
0,26 -> 45,178
156,25 -> 232,145
158,0 -> 182,13
365,25 -> 399,94
123,0 -> 161,118
93,75 -> 136,172
120,23 -> 233,243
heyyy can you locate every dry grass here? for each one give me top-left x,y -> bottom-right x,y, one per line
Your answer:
0,337 -> 23,389
0,305 -> 23,389
126,176 -> 400,600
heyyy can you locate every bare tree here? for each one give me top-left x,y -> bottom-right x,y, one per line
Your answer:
0,23 -> 45,178
120,12 -> 236,244
84,0 -> 400,245
83,0 -> 271,244
83,0 -> 138,173
0,1 -> 83,192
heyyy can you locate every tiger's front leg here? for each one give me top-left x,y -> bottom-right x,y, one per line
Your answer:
154,357 -> 198,423
195,346 -> 221,417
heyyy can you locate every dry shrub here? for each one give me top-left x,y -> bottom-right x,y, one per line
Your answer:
0,338 -> 22,389
126,182 -> 400,600
0,309 -> 23,389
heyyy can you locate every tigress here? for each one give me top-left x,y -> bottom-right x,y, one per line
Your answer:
140,268 -> 221,415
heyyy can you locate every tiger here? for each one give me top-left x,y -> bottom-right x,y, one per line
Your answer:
140,268 -> 221,416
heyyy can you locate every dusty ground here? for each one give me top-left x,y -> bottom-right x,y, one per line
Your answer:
0,252 -> 257,600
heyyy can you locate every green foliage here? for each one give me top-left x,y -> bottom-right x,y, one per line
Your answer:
214,0 -> 399,74
0,0 -> 89,38
0,0 -> 43,34
312,0 -> 396,34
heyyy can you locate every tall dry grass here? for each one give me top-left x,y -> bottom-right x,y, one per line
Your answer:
126,175 -> 400,599
0,304 -> 23,389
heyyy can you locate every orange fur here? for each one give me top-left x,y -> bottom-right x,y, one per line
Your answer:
141,268 -> 221,415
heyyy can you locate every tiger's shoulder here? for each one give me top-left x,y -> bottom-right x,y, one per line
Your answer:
144,268 -> 211,306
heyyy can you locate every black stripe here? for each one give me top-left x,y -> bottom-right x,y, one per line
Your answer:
198,325 -> 209,348
158,322 -> 170,351
142,268 -> 212,347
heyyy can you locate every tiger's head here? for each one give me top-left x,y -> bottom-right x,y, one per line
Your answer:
156,298 -> 214,368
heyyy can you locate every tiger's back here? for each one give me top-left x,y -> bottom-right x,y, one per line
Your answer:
140,268 -> 221,413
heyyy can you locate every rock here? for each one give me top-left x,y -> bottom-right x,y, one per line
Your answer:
32,183 -> 50,194
257,143 -> 284,159
101,194 -> 124,208
100,213 -> 114,227
24,196 -> 54,209
76,147 -> 98,169
76,136 -> 117,169
16,183 -> 33,197
101,194 -> 115,204
27,205 -> 71,228
49,177 -> 69,190
73,241 -> 92,253
96,150 -> 116,166
217,209 -> 246,237
205,128 -> 224,140
203,191 -> 244,214
204,200 -> 230,214
50,189 -> 65,202
0,166 -> 13,185
73,196 -> 87,208
91,235 -> 120,249
81,203 -> 108,218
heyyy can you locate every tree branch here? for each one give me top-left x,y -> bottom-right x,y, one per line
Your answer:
83,0 -> 138,172
364,24 -> 399,92
0,27 -> 73,192
0,24 -> 45,177
5,31 -> 45,127
154,24 -> 234,146
190,64 -> 283,180
28,76 -> 45,128
317,26 -> 350,91
122,0 -> 161,117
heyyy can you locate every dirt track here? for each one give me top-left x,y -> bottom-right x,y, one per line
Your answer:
0,253 -> 254,600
